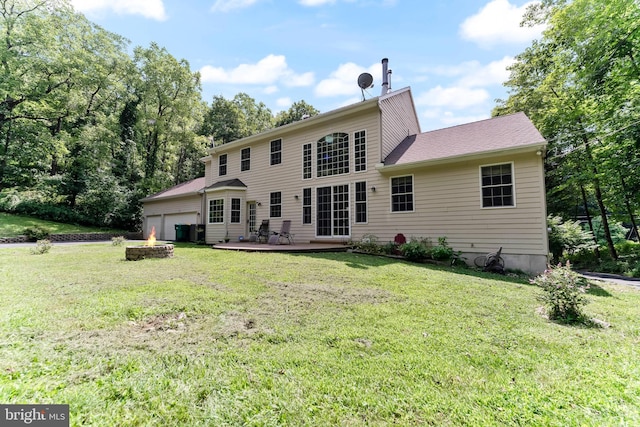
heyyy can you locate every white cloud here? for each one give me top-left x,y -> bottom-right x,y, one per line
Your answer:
199,55 -> 315,87
71,0 -> 167,21
211,0 -> 259,13
460,0 -> 544,48
298,0 -> 337,6
457,56 -> 515,87
276,97 -> 292,108
263,86 -> 279,94
315,62 -> 380,97
415,86 -> 490,109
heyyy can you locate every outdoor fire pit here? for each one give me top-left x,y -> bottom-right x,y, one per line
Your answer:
125,226 -> 174,261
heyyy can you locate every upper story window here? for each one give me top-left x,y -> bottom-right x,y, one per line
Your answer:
354,130 -> 366,172
270,191 -> 282,218
218,154 -> 227,176
391,175 -> 414,212
317,132 -> 349,177
481,163 -> 514,208
241,147 -> 250,171
302,143 -> 312,179
270,139 -> 282,166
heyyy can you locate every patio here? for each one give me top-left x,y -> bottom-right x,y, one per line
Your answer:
211,241 -> 352,253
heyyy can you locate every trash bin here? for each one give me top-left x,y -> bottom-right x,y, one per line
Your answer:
189,224 -> 206,243
174,224 -> 190,242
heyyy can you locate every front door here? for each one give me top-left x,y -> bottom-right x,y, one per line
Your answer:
316,185 -> 350,238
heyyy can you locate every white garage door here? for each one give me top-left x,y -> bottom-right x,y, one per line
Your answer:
163,212 -> 198,241
145,216 -> 162,239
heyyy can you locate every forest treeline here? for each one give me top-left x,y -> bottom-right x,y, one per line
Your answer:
1,0 -> 639,257
494,0 -> 640,261
0,0 -> 318,230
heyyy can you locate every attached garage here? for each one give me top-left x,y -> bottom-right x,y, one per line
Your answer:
163,212 -> 198,241
140,177 -> 206,241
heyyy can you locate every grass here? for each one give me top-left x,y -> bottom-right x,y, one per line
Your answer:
0,213 -> 127,237
0,243 -> 639,426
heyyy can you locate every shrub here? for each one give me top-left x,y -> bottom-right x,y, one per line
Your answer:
31,239 -> 52,255
111,236 -> 127,246
400,240 -> 428,261
380,241 -> 398,255
547,215 -> 597,261
531,262 -> 589,323
431,237 -> 454,261
23,226 -> 50,242
355,234 -> 381,254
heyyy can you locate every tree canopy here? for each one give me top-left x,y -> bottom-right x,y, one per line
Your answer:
494,0 -> 640,258
0,0 -> 319,230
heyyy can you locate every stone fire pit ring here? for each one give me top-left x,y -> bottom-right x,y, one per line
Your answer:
126,244 -> 174,261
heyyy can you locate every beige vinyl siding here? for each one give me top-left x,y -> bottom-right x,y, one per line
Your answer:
204,189 -> 246,243
379,89 -> 421,160
203,108 -> 382,243
364,153 -> 547,256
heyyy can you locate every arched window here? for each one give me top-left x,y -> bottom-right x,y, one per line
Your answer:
317,132 -> 349,177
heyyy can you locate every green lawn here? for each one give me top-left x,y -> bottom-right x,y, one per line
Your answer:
0,243 -> 638,426
0,213 -> 127,237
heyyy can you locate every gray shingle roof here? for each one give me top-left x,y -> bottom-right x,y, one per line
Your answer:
204,178 -> 247,190
141,177 -> 205,201
384,112 -> 545,166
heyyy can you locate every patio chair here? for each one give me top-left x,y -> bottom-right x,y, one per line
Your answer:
256,219 -> 270,243
270,220 -> 294,245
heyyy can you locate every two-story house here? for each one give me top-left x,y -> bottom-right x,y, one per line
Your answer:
142,72 -> 548,273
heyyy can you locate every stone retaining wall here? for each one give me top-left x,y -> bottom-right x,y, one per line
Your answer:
0,232 -> 142,244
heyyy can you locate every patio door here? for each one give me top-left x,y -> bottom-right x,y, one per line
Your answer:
246,202 -> 257,236
316,185 -> 350,238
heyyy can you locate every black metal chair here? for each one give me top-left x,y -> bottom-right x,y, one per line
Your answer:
256,219 -> 270,243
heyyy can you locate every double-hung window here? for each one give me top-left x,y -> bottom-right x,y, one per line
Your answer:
302,143 -> 312,179
481,163 -> 514,207
391,176 -> 414,212
355,181 -> 367,223
218,154 -> 227,176
208,199 -> 224,223
354,130 -> 366,172
270,139 -> 282,165
302,188 -> 311,224
241,147 -> 250,171
230,198 -> 241,223
270,192 -> 282,218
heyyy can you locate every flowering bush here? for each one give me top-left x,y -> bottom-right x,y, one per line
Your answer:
531,261 -> 589,322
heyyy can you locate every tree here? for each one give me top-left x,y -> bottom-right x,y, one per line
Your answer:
201,93 -> 275,145
495,0 -> 640,259
274,100 -> 319,127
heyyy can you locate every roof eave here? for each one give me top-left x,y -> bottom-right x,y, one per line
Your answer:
377,142 -> 547,173
140,191 -> 204,203
204,186 -> 248,193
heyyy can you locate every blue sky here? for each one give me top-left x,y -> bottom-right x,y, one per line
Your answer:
70,0 -> 544,131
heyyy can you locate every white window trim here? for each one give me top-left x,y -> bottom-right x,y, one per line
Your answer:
354,129 -> 367,174
270,138 -> 282,166
479,161 -> 517,209
354,180 -> 368,224
218,153 -> 228,176
302,143 -> 312,180
389,174 -> 415,214
208,198 -> 225,224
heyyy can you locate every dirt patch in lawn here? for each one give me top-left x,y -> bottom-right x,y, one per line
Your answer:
267,281 -> 398,306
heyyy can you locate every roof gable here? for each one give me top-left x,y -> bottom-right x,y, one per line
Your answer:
384,112 -> 546,166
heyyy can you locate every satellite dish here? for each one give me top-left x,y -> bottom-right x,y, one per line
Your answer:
357,72 -> 374,89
